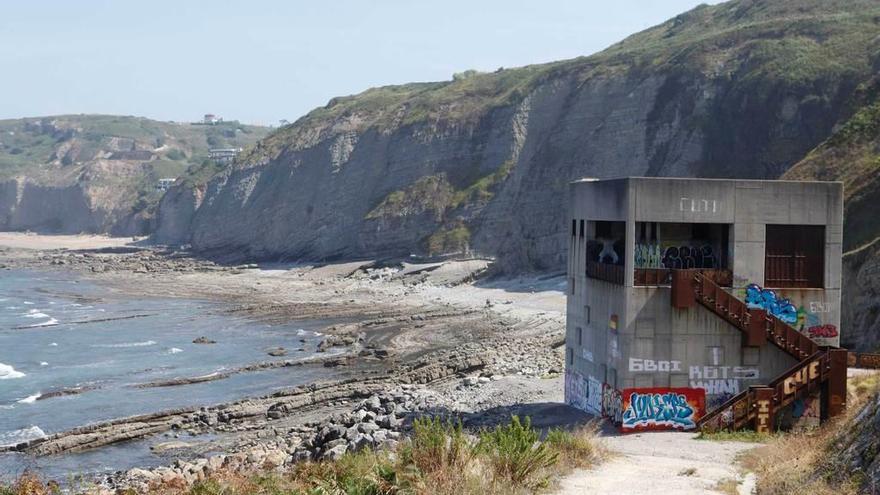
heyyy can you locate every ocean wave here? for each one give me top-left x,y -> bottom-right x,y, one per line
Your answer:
23,318 -> 59,328
92,340 -> 157,348
23,309 -> 50,319
17,393 -> 41,404
0,405 -> 13,410
167,347 -> 184,354
0,426 -> 47,447
23,301 -> 34,305
49,342 -> 58,346
0,363 -> 25,380
39,362 -> 49,366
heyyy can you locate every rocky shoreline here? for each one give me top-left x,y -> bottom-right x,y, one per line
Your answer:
0,241 -> 571,491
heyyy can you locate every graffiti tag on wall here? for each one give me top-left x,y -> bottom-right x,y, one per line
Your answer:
602,384 -> 622,425
635,243 -> 718,270
564,370 -> 587,411
680,197 -> 718,214
689,365 -> 758,396
744,283 -> 839,345
629,358 -> 683,372
586,376 -> 603,415
745,284 -> 798,324
620,387 -> 706,432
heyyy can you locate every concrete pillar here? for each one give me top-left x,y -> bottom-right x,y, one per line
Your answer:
753,387 -> 775,433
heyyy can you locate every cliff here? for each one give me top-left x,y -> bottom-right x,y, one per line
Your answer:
0,115 -> 268,235
157,0 -> 880,273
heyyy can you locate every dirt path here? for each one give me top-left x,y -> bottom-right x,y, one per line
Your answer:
558,431 -> 757,495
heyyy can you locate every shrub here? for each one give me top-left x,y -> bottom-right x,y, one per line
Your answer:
402,417 -> 472,475
544,424 -> 602,469
476,416 -> 558,488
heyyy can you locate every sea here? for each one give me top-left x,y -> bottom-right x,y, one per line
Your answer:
0,269 -> 330,480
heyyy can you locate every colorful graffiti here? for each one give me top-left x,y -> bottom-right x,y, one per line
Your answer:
743,283 -> 839,344
744,283 -> 798,325
586,376 -> 603,415
602,384 -> 623,425
635,243 -> 718,270
620,388 -> 706,432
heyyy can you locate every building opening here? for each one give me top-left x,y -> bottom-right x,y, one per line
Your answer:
633,222 -> 731,286
585,221 -> 626,284
765,225 -> 824,288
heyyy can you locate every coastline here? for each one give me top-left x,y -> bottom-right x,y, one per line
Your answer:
0,233 -> 575,490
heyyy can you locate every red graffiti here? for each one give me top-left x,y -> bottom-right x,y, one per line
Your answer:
807,324 -> 838,338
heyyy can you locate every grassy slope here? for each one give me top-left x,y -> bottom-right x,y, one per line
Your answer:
0,115 -> 269,224
784,77 -> 880,251
0,114 -> 269,183
241,0 -> 880,166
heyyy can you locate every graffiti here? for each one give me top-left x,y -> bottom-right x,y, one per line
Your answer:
792,396 -> 820,429
756,399 -> 772,433
609,314 -> 618,331
809,301 -> 832,313
582,348 -> 594,363
608,333 -> 620,361
634,243 -> 718,270
564,370 -> 587,411
680,197 -> 718,214
620,388 -> 705,432
629,358 -> 683,372
706,392 -> 735,410
744,283 -> 798,325
689,366 -> 758,398
597,239 -> 619,264
782,360 -> 820,396
602,384 -> 623,425
586,376 -> 603,415
807,324 -> 838,338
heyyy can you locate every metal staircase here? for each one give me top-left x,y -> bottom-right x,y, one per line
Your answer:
670,270 -> 847,433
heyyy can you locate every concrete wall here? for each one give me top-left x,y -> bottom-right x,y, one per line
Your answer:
565,177 -> 844,418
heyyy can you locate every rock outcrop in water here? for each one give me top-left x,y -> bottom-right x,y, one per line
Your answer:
154,0 -> 880,273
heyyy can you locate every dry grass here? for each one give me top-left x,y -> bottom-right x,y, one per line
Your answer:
0,417 -> 606,495
741,372 -> 880,495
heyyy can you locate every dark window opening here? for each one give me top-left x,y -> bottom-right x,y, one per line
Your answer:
571,219 -> 576,236
577,327 -> 583,346
765,225 -> 824,288
633,222 -> 731,286
579,219 -> 585,238
586,221 -> 626,284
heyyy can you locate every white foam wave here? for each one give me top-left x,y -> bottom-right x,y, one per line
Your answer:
49,342 -> 58,347
39,362 -> 48,366
0,426 -> 47,447
23,309 -> 50,319
92,340 -> 157,348
167,347 -> 183,354
24,318 -> 59,328
17,394 -> 40,404
0,405 -> 13,410
23,301 -> 34,305
0,363 -> 25,380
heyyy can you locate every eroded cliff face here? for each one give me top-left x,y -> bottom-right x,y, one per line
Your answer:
159,62 -> 857,271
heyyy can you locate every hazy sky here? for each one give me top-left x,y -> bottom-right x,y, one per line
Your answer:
1,1 -> 721,125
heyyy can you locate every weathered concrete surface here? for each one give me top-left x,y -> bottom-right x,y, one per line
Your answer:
556,431 -> 757,495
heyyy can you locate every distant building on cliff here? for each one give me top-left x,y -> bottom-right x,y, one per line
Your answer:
156,178 -> 176,192
564,177 -> 847,434
208,147 -> 243,165
203,114 -> 222,125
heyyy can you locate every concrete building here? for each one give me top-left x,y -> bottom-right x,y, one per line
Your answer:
156,178 -> 177,192
565,177 -> 846,433
208,147 -> 243,165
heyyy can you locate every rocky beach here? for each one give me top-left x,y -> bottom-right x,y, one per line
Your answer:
0,233 -> 577,491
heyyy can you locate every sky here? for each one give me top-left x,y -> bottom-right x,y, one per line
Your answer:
0,1 -> 722,126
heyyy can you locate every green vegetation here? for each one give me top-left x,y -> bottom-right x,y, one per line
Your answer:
365,175 -> 454,221
784,77 -> 880,250
696,430 -> 777,443
426,221 -> 471,256
1,417 -> 605,495
0,114 -> 269,182
239,0 -> 880,168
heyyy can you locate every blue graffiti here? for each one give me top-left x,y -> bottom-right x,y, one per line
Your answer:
744,283 -> 798,325
622,392 -> 696,429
